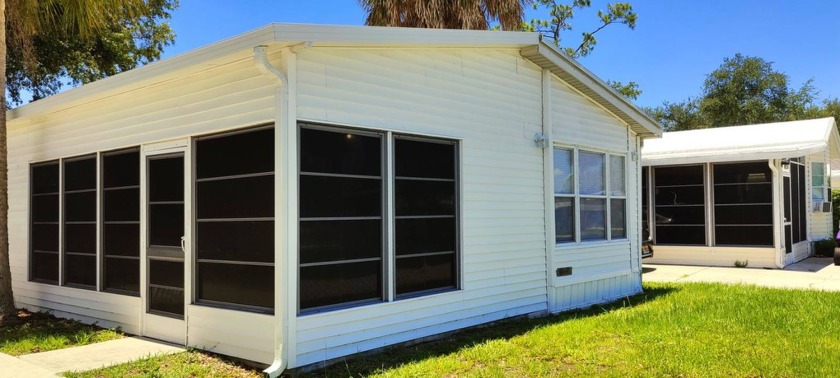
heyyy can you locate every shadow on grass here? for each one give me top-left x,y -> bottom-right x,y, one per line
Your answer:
0,309 -> 122,355
296,285 -> 679,377
642,267 -> 657,273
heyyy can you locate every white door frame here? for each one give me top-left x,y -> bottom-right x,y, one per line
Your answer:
139,138 -> 190,344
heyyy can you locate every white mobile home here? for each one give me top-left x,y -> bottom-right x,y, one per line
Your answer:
641,118 -> 840,268
8,24 -> 661,373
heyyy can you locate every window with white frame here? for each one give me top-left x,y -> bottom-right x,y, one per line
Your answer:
812,161 -> 827,206
554,147 -> 627,244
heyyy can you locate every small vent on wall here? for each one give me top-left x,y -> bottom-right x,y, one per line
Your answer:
556,267 -> 573,277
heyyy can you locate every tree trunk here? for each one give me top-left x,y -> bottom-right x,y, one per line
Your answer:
0,0 -> 16,324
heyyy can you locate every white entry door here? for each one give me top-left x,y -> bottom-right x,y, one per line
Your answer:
141,142 -> 190,344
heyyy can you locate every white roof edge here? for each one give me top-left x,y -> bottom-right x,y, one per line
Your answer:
10,22 -> 662,130
642,117 -> 840,166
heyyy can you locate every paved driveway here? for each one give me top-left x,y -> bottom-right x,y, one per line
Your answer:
643,257 -> 840,291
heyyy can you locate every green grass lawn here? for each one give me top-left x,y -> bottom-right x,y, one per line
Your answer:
63,350 -> 262,378
0,309 -> 124,356
311,282 -> 840,377
60,282 -> 840,377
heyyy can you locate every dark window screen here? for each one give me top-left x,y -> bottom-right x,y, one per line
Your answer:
31,162 -> 59,284
195,126 -> 274,311
784,176 -> 792,254
713,162 -> 773,246
299,125 -> 383,311
792,164 -> 801,243
63,156 -> 96,288
797,163 -> 806,243
653,165 -> 705,245
102,149 -> 139,294
642,167 -> 650,240
394,138 -> 457,297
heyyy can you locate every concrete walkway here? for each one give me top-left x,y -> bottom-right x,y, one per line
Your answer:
0,337 -> 184,378
643,256 -> 840,291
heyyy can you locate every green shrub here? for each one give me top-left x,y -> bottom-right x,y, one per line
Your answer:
813,238 -> 836,257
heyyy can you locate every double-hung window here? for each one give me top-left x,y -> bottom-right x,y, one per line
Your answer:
812,161 -> 827,207
554,147 -> 627,244
298,123 -> 459,313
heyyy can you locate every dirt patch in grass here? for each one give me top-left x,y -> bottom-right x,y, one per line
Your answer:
0,309 -> 124,356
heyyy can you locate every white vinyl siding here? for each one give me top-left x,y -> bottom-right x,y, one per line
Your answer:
294,47 -> 548,367
7,51 -> 275,360
548,75 -> 639,312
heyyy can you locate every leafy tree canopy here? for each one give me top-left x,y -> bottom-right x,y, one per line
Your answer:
6,0 -> 177,105
647,54 -> 837,131
359,0 -> 642,99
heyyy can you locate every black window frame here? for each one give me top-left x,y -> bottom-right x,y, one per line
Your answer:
651,164 -> 707,246
62,154 -> 98,289
29,148 -> 142,296
297,122 -> 461,315
711,161 -> 774,247
30,160 -> 61,285
101,148 -> 141,296
193,125 -> 276,314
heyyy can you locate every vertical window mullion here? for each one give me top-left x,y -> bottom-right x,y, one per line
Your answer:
384,132 -> 394,302
58,159 -> 64,286
574,149 -> 580,243
606,154 -> 612,241
96,152 -> 102,291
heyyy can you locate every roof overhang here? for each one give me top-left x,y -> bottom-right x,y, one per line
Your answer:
642,117 -> 840,166
520,41 -> 662,138
9,23 -> 663,136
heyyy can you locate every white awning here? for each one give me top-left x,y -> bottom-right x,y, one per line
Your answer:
642,118 -> 840,166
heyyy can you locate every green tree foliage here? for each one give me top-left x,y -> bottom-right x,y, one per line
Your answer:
359,0 -> 643,98
607,79 -> 640,100
527,0 -> 636,58
358,0 -> 531,31
649,54 -> 838,131
0,0 -> 177,323
6,0 -> 176,105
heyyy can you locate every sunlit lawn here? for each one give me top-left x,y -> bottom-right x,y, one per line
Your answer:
0,309 -> 124,356
310,282 -> 840,377
49,282 -> 840,377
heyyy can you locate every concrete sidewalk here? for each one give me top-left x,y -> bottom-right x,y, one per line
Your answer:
643,257 -> 840,291
0,337 -> 184,378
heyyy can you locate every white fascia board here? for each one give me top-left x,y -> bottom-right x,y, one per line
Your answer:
520,42 -> 663,138
9,24 -> 539,122
270,23 -> 539,47
642,144 -> 827,166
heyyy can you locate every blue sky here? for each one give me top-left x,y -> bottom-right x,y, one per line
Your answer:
164,1 -> 840,108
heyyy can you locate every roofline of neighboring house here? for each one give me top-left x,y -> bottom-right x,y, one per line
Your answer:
8,23 -> 663,137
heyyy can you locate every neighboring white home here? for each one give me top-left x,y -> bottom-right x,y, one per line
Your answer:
641,118 -> 840,269
8,24 -> 661,374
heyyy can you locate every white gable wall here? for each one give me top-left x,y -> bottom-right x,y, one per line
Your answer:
548,77 -> 642,312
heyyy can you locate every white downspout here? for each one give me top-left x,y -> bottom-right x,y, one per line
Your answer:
769,159 -> 785,268
254,45 -> 289,378
540,69 -> 556,313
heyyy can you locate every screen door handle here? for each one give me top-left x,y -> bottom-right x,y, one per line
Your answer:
180,236 -> 187,252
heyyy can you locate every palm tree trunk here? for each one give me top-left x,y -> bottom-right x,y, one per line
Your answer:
0,0 -> 16,323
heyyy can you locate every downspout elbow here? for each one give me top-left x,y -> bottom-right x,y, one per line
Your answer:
254,45 -> 288,88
